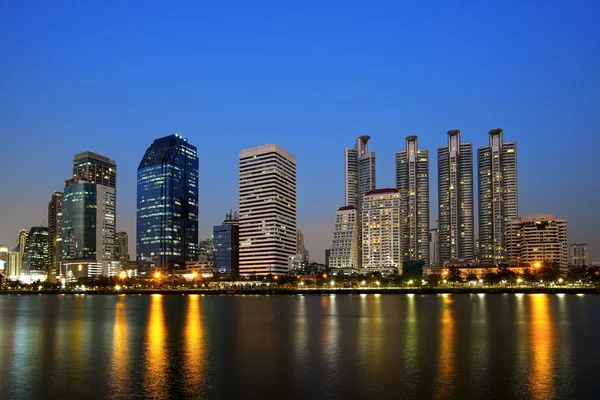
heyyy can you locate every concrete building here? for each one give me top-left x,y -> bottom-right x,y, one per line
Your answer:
569,243 -> 588,267
361,189 -> 402,274
137,135 -> 199,273
429,228 -> 440,266
438,130 -> 474,263
329,206 -> 360,274
47,191 -> 63,282
478,128 -> 518,265
239,143 -> 296,275
115,231 -> 129,261
213,210 -> 240,278
345,136 -> 376,211
0,245 -> 9,276
22,227 -> 49,282
507,215 -> 567,267
198,238 -> 213,263
396,136 -> 429,265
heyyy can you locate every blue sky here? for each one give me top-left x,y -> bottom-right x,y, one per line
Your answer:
1,0 -> 599,262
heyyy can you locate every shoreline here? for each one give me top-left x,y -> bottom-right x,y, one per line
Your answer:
2,287 -> 599,295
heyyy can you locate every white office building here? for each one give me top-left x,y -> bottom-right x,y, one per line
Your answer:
329,206 -> 360,274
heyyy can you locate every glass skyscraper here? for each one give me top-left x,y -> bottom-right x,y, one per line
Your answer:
137,134 -> 199,273
22,227 -> 49,280
213,211 -> 239,278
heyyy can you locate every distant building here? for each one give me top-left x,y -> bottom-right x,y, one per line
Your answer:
429,228 -> 440,266
22,227 -> 49,282
396,136 -> 430,265
507,215 -> 567,267
17,229 -> 28,257
345,136 -> 376,212
325,249 -> 331,269
115,231 -> 129,261
137,134 -> 199,273
213,211 -> 240,278
569,243 -> 588,267
361,189 -> 402,274
0,245 -> 9,276
239,143 -> 296,276
478,129 -> 518,265
198,238 -> 214,263
47,191 -> 63,282
438,130 -> 474,263
329,206 -> 360,274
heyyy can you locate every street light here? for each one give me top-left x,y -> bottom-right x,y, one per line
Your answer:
408,280 -> 414,286
375,281 -> 380,287
534,262 -> 541,268
361,280 -> 366,286
115,285 -> 121,291
154,272 -> 161,279
330,280 -> 335,287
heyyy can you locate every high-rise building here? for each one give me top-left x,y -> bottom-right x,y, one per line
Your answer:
429,228 -> 440,266
17,229 -> 28,256
239,143 -> 296,275
396,136 -> 430,265
329,206 -> 360,274
569,243 -> 588,267
438,130 -> 474,263
67,151 -> 117,189
115,231 -> 129,261
345,136 -> 376,211
0,245 -> 9,275
47,191 -> 63,282
361,189 -> 402,274
137,134 -> 199,273
507,215 -> 567,267
22,227 -> 49,282
213,210 -> 240,277
198,238 -> 214,263
478,128 -> 518,265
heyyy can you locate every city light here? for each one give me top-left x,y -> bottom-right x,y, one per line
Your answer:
154,272 -> 161,279
408,280 -> 414,285
115,285 -> 121,291
361,280 -> 366,286
376,281 -> 380,286
534,262 -> 541,268
330,280 -> 335,287
119,271 -> 127,279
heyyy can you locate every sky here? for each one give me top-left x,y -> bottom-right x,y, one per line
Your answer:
1,0 -> 599,263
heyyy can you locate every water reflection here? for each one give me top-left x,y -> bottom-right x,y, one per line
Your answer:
529,294 -> 555,399
184,295 -> 206,396
144,294 -> 167,398
436,294 -> 455,399
404,294 -> 419,383
110,298 -> 129,394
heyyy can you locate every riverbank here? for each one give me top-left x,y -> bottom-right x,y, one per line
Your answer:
2,287 -> 599,295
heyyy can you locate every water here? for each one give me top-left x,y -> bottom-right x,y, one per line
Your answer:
0,293 -> 599,399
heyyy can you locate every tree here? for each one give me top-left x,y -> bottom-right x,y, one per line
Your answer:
447,268 -> 463,286
465,273 -> 478,283
426,273 -> 441,287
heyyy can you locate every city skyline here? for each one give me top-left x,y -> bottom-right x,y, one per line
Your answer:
1,2 -> 599,262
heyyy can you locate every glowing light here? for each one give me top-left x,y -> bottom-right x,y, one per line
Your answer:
154,272 -> 161,279
330,280 -> 335,287
119,271 -> 127,279
115,285 -> 121,291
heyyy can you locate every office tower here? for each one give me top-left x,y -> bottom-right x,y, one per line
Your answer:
345,136 -> 376,210
22,227 -> 49,282
198,238 -> 214,263
325,249 -> 331,269
115,231 -> 129,261
68,151 -> 117,189
478,128 -> 518,265
361,189 -> 402,273
213,210 -> 240,277
569,243 -> 588,267
429,228 -> 440,266
137,134 -> 199,273
17,229 -> 28,256
329,206 -> 360,274
239,143 -> 296,275
507,215 -> 567,267
438,130 -> 474,263
47,191 -> 63,282
396,136 -> 430,265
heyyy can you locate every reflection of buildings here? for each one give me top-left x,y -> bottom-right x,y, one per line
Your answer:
213,211 -> 240,278
507,215 -> 568,267
568,243 -> 588,267
144,295 -> 167,398
239,143 -> 296,276
478,129 -> 518,265
396,136 -> 430,265
329,206 -> 360,274
22,227 -> 49,282
361,189 -> 402,274
137,135 -> 199,273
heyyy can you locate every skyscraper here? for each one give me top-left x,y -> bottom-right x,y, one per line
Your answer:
213,210 -> 240,277
115,231 -> 129,261
22,226 -> 49,282
396,136 -> 430,265
68,151 -> 117,188
478,128 -> 518,265
47,191 -> 63,282
239,143 -> 296,276
569,243 -> 588,267
438,130 -> 474,263
506,215 -> 567,267
329,206 -> 360,274
137,134 -> 199,273
345,135 -> 376,211
361,189 -> 402,274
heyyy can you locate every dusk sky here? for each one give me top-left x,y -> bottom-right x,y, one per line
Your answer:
1,1 -> 599,262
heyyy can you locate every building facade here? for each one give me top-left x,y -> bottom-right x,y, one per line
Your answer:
329,206 -> 360,274
396,136 -> 429,265
478,128 -> 518,265
137,134 -> 199,273
115,231 -> 129,261
569,243 -> 588,267
22,227 -> 49,281
239,143 -> 296,275
429,228 -> 440,266
361,189 -> 402,273
213,211 -> 240,277
438,129 -> 474,263
506,215 -> 567,267
345,136 -> 376,211
47,191 -> 63,281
